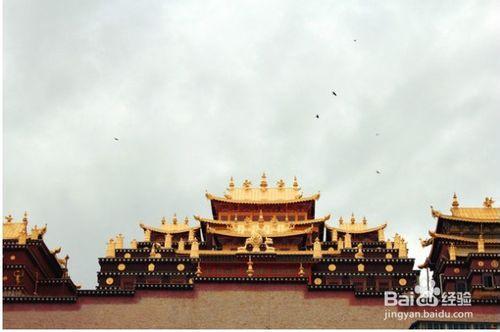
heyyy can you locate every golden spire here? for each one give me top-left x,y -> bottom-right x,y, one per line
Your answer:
277,179 -> 285,189
483,197 -> 494,208
161,217 -> 166,225
172,214 -> 178,225
184,216 -> 189,225
5,214 -> 13,223
149,244 -> 157,257
350,213 -> 356,224
196,262 -> 202,277
293,176 -> 299,191
313,237 -> 322,259
246,257 -> 254,277
190,238 -> 199,258
354,243 -> 364,259
105,239 -> 115,258
449,242 -> 456,261
398,240 -> 408,258
339,216 -> 344,225
115,234 -> 124,249
164,233 -> 172,249
258,209 -> 264,221
298,263 -> 305,277
260,172 -> 268,191
178,238 -> 185,251
344,233 -> 352,248
452,193 -> 459,208
331,228 -> 338,241
478,234 -> 485,253
22,211 -> 28,223
362,216 -> 367,225
228,176 -> 235,190
337,237 -> 344,250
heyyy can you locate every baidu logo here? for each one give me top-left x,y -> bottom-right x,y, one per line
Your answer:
384,281 -> 471,307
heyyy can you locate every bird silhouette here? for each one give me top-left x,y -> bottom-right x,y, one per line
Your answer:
375,133 -> 380,136
332,91 -> 337,96
315,114 -> 320,119
354,39 -> 357,42
376,170 -> 381,174
114,137 -> 119,141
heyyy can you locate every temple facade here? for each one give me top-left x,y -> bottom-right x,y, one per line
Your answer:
90,174 -> 419,295
420,194 -> 500,304
3,177 -> 499,328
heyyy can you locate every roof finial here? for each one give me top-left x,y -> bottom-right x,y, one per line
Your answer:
228,176 -> 235,190
23,212 -> 28,223
172,214 -> 178,225
161,217 -> 166,225
362,216 -> 367,225
483,197 -> 494,208
350,213 -> 356,224
452,193 -> 459,208
243,179 -> 252,190
293,176 -> 299,191
339,216 -> 344,225
277,179 -> 285,189
5,214 -> 13,223
260,172 -> 268,191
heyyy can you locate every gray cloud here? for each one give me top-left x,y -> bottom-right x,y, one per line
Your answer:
4,0 -> 500,287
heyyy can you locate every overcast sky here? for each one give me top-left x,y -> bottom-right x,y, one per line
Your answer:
4,1 -> 500,288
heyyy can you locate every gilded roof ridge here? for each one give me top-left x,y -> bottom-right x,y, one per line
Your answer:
428,231 -> 500,244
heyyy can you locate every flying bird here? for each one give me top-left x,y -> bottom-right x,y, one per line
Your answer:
315,114 -> 320,119
354,39 -> 357,42
331,91 -> 337,96
376,170 -> 381,174
114,137 -> 119,141
375,133 -> 380,136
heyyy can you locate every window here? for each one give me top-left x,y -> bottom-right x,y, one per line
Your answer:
483,274 -> 494,288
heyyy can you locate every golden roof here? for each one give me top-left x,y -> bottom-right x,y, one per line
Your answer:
428,231 -> 500,244
3,213 -> 46,240
139,215 -> 200,235
194,214 -> 330,225
206,174 -> 320,204
431,195 -> 499,222
326,214 -> 387,234
206,223 -> 313,238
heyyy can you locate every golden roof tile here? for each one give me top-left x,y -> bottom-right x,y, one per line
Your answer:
206,223 -> 313,238
430,195 -> 499,222
206,175 -> 320,204
194,214 -> 330,225
428,231 -> 500,244
140,215 -> 200,235
326,215 -> 387,234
